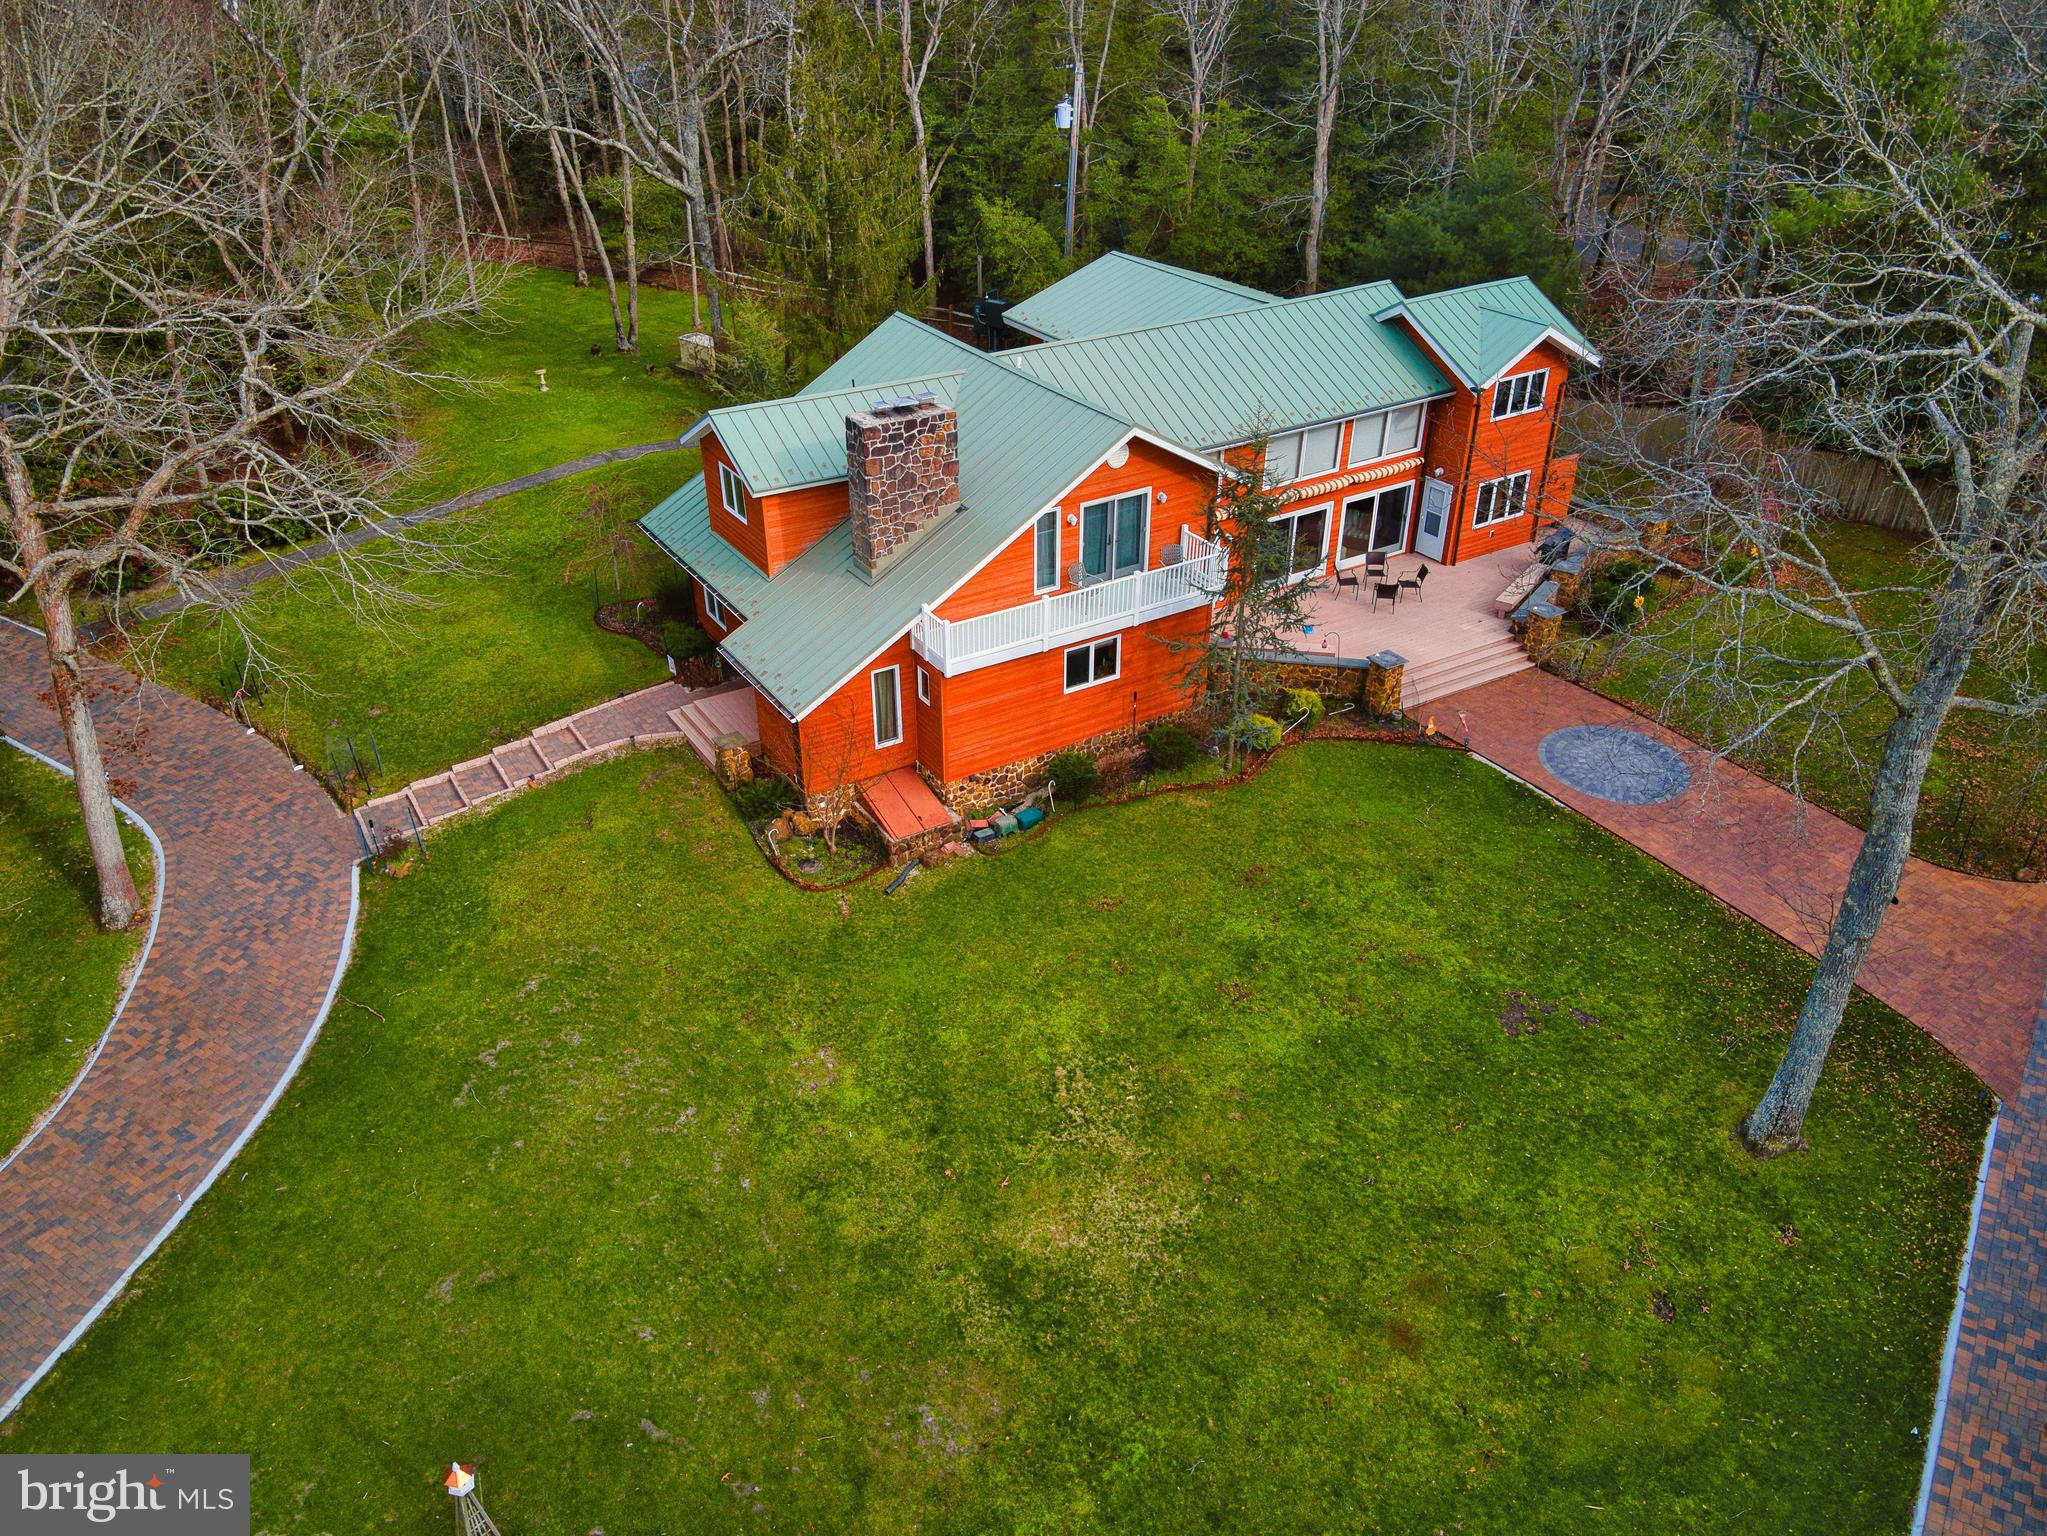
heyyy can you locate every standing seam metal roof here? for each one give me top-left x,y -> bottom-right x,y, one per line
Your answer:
996,280 -> 1450,449
1377,276 -> 1598,388
1002,250 -> 1278,341
684,373 -> 964,492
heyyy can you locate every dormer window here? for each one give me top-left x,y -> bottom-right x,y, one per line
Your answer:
1491,368 -> 1549,420
718,461 -> 748,523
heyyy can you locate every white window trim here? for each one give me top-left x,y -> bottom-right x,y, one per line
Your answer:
718,461 -> 748,524
1076,488 -> 1153,581
1270,501 -> 1333,583
1490,368 -> 1549,422
1032,508 -> 1061,594
1062,635 -> 1123,693
703,588 -> 729,628
916,665 -> 930,704
1473,470 -> 1532,528
871,665 -> 904,748
1344,403 -> 1427,469
1334,480 -> 1418,569
1267,424 -> 1342,486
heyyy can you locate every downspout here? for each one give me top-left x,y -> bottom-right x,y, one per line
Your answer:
1450,383 -> 1481,565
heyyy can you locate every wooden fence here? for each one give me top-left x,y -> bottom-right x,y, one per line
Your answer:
1557,400 -> 1948,536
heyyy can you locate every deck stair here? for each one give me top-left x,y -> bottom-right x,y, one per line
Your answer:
667,683 -> 761,768
352,676 -> 721,854
1400,634 -> 1533,710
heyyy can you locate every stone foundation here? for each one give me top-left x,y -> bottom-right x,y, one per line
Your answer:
930,721 -> 1149,816
1270,656 -> 1369,706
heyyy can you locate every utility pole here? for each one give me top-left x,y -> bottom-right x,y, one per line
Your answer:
1063,60 -> 1082,260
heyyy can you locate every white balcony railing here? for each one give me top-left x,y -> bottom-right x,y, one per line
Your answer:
911,526 -> 1225,676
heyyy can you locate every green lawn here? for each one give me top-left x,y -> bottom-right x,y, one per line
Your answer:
0,749 -> 153,1157
10,742 -> 1984,1533
132,267 -> 718,786
1564,517 -> 2047,880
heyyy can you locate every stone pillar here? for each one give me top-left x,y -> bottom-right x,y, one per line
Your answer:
1548,554 -> 1587,611
1364,650 -> 1406,718
1518,603 -> 1563,658
713,732 -> 754,789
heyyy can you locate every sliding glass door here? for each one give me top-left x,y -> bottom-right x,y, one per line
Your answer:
1080,492 -> 1148,582
1337,483 -> 1414,566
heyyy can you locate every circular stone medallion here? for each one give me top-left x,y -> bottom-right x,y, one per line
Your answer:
1536,724 -> 1691,805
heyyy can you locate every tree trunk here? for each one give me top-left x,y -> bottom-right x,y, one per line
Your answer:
1739,637 -> 1977,1155
544,128 -> 590,285
1305,87 -> 1337,293
36,578 -> 141,931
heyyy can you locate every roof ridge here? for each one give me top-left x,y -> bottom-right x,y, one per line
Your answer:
856,311 -> 1155,435
1003,278 -> 1407,356
713,368 -> 965,417
1098,250 -> 1275,302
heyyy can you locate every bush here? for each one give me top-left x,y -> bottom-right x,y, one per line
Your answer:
1045,748 -> 1101,803
732,776 -> 797,822
1143,722 -> 1201,770
1231,713 -> 1283,753
1586,557 -> 1654,631
1280,687 -> 1326,732
662,620 -> 714,660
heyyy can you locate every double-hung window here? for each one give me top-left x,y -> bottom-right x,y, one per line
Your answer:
871,665 -> 903,748
1472,470 -> 1531,527
1063,635 -> 1121,692
1268,505 -> 1330,582
1490,369 -> 1548,420
703,588 -> 729,628
1033,509 -> 1060,593
718,461 -> 748,523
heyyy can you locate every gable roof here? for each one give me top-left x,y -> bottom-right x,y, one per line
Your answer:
1002,251 -> 1278,342
998,280 -> 1450,449
642,316 -> 1202,720
682,373 -> 964,493
1376,277 -> 1600,389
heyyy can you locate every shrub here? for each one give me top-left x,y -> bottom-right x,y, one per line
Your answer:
1280,687 -> 1326,732
1143,722 -> 1201,771
1231,713 -> 1283,752
733,776 -> 797,822
662,620 -> 714,660
1586,556 -> 1654,631
1045,748 -> 1101,803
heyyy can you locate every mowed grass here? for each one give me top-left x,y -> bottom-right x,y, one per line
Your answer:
10,743 -> 1986,1533
0,749 -> 153,1156
1566,517 -> 2047,879
133,268 -> 717,785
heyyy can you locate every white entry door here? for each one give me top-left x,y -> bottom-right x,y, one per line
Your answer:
1416,477 -> 1453,561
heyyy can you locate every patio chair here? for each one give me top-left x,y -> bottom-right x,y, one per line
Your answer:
1371,580 -> 1401,612
1365,551 -> 1389,579
1399,563 -> 1430,602
1335,569 -> 1362,601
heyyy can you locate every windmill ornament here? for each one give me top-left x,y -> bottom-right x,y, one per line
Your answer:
444,1463 -> 502,1536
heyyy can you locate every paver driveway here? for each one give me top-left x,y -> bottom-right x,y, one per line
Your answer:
0,619 -> 358,1417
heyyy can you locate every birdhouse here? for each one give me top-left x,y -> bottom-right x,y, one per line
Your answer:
445,1464 -> 476,1499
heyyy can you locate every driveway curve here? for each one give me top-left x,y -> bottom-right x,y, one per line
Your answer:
0,618 -> 359,1418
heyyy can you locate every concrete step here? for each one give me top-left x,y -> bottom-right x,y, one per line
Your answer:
1401,636 -> 1526,694
1403,645 -> 1532,709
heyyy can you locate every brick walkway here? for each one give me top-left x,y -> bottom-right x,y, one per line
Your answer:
1441,668 -> 2047,1099
1921,985 -> 2047,1534
0,619 -> 359,1418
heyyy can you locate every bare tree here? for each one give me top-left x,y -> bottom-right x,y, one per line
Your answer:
1547,0 -> 1699,236
888,0 -> 999,284
1580,35 -> 2046,1151
1401,0 -> 1543,187
1152,0 -> 1238,196
0,0 -> 483,928
1299,0 -> 1381,290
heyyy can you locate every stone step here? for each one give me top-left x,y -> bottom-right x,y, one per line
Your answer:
1403,646 -> 1532,709
1400,636 -> 1527,694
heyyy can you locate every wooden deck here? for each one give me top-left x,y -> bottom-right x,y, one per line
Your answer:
859,767 -> 956,843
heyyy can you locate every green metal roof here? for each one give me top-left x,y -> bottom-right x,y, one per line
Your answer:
1003,251 -> 1277,342
683,373 -> 963,492
1377,276 -> 1599,388
999,280 -> 1449,448
642,316 -> 1147,719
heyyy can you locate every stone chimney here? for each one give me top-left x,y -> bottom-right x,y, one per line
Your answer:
845,396 -> 959,580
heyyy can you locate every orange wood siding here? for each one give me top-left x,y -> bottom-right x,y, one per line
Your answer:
791,635 -> 920,794
757,480 -> 850,575
754,688 -> 800,781
931,606 -> 1206,781
701,431 -> 770,574
1388,322 -> 1566,567
1541,453 -> 1579,525
937,438 -> 1219,621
